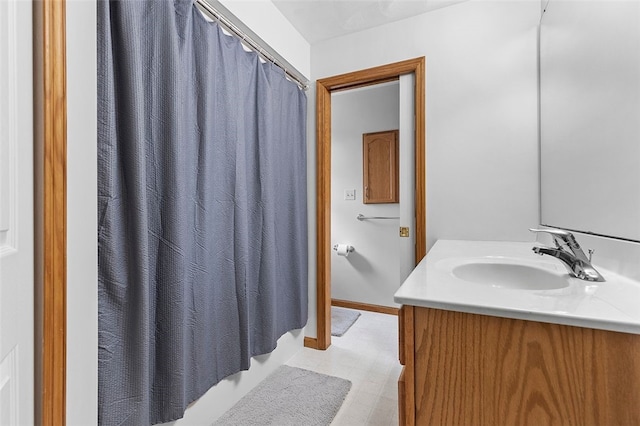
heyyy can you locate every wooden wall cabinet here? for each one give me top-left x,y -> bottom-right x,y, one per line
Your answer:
363,130 -> 398,204
398,305 -> 640,426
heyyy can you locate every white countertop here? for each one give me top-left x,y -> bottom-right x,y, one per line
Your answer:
394,240 -> 640,335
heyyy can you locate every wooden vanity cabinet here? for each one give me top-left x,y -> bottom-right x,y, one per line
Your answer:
398,305 -> 640,426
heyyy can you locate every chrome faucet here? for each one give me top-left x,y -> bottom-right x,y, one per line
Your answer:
529,228 -> 605,282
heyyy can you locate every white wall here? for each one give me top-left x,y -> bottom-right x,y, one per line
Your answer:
306,0 -> 541,337
331,83 -> 400,308
65,1 -> 311,424
66,0 -> 98,424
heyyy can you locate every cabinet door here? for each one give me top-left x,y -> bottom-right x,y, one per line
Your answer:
363,130 -> 399,204
413,307 -> 640,425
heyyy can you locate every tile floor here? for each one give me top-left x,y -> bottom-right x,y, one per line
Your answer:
286,309 -> 401,426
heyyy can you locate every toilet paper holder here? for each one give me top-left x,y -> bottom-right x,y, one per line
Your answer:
333,244 -> 355,256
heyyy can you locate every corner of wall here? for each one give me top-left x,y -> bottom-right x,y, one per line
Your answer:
218,0 -> 311,78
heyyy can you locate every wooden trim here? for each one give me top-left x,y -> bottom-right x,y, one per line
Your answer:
315,80 -> 332,350
331,299 -> 399,316
42,0 -> 67,425
317,58 -> 424,92
398,306 -> 405,365
303,337 -> 319,350
330,76 -> 399,94
315,57 -> 426,350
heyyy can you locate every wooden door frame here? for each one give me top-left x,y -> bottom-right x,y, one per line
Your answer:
313,57 -> 426,350
41,0 -> 67,424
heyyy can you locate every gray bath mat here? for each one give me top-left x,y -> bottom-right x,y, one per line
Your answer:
331,306 -> 361,337
213,365 -> 351,426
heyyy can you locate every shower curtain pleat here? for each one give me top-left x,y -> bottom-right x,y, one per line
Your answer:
97,1 -> 308,424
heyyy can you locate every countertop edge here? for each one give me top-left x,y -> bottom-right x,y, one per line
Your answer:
393,295 -> 640,335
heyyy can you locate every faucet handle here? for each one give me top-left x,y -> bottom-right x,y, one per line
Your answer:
529,227 -> 578,249
529,227 -> 572,237
588,249 -> 594,262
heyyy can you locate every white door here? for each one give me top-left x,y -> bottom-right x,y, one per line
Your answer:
0,0 -> 35,424
399,73 -> 416,282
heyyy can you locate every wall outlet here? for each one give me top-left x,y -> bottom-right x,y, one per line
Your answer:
344,189 -> 356,200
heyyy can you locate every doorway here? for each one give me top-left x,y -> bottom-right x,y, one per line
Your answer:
313,57 -> 426,350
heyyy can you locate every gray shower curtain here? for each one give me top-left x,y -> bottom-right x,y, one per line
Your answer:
97,1 -> 308,424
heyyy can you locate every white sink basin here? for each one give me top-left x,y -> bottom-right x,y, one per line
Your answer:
451,259 -> 570,290
395,241 -> 640,335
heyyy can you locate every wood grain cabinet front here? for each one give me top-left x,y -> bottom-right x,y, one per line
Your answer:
399,305 -> 640,426
363,130 -> 399,204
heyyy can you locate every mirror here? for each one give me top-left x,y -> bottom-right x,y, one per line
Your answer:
540,0 -> 640,242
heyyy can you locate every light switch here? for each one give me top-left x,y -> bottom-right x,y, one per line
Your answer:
344,189 -> 356,201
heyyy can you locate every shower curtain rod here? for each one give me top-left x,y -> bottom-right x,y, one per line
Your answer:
195,0 -> 310,91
